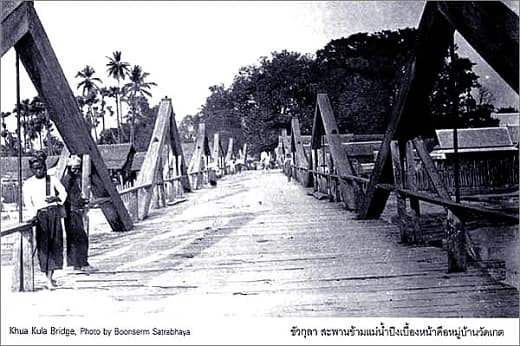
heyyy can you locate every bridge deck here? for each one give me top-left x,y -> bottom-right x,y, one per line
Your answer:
1,170 -> 518,318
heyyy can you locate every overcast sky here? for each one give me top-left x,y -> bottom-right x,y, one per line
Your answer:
1,1 -> 518,131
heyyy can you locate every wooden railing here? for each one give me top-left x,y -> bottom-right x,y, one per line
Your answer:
1,221 -> 35,292
287,164 -> 518,222
2,168 -> 214,292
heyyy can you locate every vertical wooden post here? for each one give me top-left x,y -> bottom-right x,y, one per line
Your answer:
81,154 -> 91,235
129,190 -> 138,222
405,141 -> 422,243
446,210 -> 466,272
21,228 -> 34,291
413,137 -> 466,271
11,227 -> 34,292
390,140 -> 410,243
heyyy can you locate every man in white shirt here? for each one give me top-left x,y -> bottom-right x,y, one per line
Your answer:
23,151 -> 67,290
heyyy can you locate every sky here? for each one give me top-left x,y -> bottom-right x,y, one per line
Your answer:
1,0 -> 518,132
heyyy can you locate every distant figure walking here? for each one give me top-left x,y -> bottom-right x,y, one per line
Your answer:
23,150 -> 67,290
61,155 -> 95,273
260,151 -> 269,170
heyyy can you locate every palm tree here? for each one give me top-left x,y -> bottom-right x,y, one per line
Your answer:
13,99 -> 31,153
106,51 -> 130,143
29,96 -> 46,150
99,87 -> 110,132
107,86 -> 124,141
75,65 -> 102,96
122,65 -> 157,145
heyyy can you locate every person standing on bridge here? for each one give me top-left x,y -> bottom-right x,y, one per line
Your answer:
61,155 -> 96,273
23,150 -> 67,290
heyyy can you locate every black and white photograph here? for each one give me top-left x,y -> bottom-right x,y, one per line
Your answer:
1,1 -> 519,344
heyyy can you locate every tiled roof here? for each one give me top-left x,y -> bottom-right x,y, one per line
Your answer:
97,144 -> 135,170
435,127 -> 513,149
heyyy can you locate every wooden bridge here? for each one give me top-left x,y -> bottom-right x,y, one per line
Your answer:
2,169 -> 518,318
1,0 -> 519,322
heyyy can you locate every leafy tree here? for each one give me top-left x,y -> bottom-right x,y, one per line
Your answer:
428,50 -> 499,129
106,51 -> 131,143
315,28 -> 417,134
178,114 -> 200,143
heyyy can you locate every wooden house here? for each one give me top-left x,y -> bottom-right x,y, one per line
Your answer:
0,155 -> 59,203
417,127 -> 519,195
97,143 -> 135,187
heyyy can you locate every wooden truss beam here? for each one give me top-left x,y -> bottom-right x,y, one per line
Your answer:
2,1 -> 132,231
135,98 -> 187,220
311,93 -> 362,210
188,123 -> 210,188
360,1 -> 518,218
290,117 -> 311,187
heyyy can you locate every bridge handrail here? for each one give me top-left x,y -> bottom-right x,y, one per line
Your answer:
376,183 -> 519,222
0,221 -> 33,237
292,165 -> 369,184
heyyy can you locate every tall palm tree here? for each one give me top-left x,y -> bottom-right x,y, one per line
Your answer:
106,51 -> 130,143
13,98 -> 31,153
75,65 -> 102,96
98,86 -> 110,132
122,65 -> 157,146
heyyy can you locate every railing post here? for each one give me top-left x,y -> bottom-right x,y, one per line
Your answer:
129,189 -> 139,222
11,226 -> 34,292
405,140 -> 422,243
390,140 -> 411,243
447,210 -> 467,272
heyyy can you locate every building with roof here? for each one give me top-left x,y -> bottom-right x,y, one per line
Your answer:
97,143 -> 135,186
417,127 -> 519,195
0,155 -> 60,204
491,112 -> 519,145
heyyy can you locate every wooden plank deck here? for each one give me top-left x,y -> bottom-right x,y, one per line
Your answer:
1,170 -> 518,318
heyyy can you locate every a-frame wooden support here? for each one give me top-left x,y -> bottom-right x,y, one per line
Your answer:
211,132 -> 225,172
224,137 -> 234,173
134,97 -> 190,220
237,143 -> 247,167
2,1 -> 132,231
290,117 -> 311,187
311,94 -> 363,211
361,1 -> 518,219
359,1 -> 517,271
188,123 -> 210,189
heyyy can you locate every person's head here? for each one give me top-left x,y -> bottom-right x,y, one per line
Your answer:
67,155 -> 82,176
29,150 -> 47,179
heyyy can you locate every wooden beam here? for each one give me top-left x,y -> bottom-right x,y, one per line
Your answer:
291,117 -> 311,187
437,1 -> 518,93
412,138 -> 450,199
212,133 -> 220,162
6,3 -> 132,231
134,98 -> 172,219
315,94 -> 362,210
81,154 -> 91,235
390,141 -> 409,243
413,137 -> 466,271
360,2 -> 455,218
405,140 -> 422,243
1,1 -> 30,57
167,108 -> 191,192
53,145 -> 70,180
188,123 -> 207,188
225,137 -> 233,172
